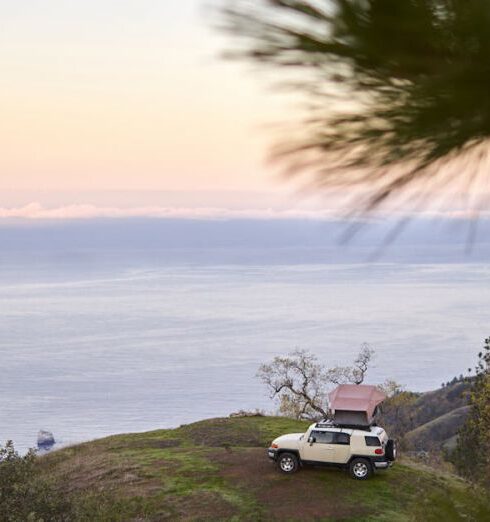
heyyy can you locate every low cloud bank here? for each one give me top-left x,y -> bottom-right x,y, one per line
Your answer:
0,203 -> 339,221
0,202 -> 485,221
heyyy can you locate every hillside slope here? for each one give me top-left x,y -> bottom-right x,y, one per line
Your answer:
404,406 -> 471,451
380,381 -> 471,451
36,416 -> 489,521
411,381 -> 469,422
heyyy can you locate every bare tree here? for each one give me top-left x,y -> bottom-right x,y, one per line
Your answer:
377,379 -> 405,398
325,343 -> 374,385
258,344 -> 375,419
258,349 -> 329,419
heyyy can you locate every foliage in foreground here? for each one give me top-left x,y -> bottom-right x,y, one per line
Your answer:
452,337 -> 490,489
0,441 -> 73,522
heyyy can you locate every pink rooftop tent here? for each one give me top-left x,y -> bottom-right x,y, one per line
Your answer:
328,384 -> 387,426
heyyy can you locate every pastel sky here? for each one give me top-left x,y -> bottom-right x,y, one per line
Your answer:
2,1 -> 486,221
0,0 -> 290,196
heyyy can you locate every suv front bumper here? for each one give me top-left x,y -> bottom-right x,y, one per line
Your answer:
267,448 -> 278,461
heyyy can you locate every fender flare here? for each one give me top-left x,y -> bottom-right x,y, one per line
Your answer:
276,448 -> 302,462
347,455 -> 376,466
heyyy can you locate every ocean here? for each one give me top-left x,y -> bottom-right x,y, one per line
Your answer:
1,244 -> 488,452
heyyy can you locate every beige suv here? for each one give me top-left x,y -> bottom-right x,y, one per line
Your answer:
267,420 -> 396,480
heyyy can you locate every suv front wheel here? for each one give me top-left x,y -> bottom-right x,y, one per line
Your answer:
277,452 -> 299,474
349,458 -> 373,480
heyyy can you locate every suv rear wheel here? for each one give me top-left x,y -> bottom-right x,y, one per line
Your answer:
349,458 -> 373,480
277,452 -> 299,474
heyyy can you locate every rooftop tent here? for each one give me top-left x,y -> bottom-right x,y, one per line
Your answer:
328,384 -> 387,427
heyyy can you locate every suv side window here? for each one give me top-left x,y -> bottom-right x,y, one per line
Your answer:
334,432 -> 350,445
310,431 -> 335,444
309,431 -> 350,445
365,436 -> 381,447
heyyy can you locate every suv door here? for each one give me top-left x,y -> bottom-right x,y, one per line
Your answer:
329,432 -> 351,464
302,430 -> 351,464
302,430 -> 336,463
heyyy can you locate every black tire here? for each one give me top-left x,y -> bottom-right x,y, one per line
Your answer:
277,452 -> 299,474
349,458 -> 373,480
385,439 -> 397,461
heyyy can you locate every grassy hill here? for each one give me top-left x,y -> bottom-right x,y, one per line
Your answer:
30,416 -> 489,521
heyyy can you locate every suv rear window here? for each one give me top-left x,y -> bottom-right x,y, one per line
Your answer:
365,436 -> 381,447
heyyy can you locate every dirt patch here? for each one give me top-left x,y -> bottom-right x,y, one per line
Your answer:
215,448 -> 367,521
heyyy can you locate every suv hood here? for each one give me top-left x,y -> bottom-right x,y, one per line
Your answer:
273,433 -> 304,447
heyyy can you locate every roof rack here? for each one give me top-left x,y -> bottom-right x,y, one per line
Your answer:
315,419 -> 373,431
315,419 -> 335,428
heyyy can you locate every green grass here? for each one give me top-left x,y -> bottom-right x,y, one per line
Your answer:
33,416 -> 489,521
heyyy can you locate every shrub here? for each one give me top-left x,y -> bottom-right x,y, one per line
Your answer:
0,441 -> 73,522
452,337 -> 490,489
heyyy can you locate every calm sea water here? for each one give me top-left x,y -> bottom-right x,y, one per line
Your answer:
1,257 -> 488,451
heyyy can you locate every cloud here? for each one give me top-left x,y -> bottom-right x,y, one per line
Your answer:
0,202 -> 341,221
0,202 -> 486,222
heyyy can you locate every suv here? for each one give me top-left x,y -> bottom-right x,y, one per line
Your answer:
267,421 -> 396,480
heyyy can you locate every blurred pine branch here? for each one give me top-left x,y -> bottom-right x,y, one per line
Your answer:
220,1 -> 490,216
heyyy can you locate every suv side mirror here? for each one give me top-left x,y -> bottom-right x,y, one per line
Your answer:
308,436 -> 316,445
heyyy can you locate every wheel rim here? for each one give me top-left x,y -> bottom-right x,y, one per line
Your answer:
280,456 -> 294,472
353,462 -> 368,478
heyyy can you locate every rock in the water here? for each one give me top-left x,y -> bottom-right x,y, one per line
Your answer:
37,430 -> 55,449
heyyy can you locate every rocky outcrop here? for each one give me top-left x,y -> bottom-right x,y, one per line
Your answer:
37,430 -> 55,450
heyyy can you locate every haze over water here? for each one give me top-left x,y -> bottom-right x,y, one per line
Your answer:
1,218 -> 488,451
